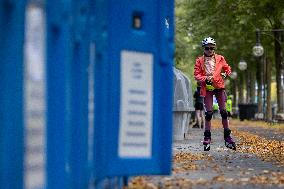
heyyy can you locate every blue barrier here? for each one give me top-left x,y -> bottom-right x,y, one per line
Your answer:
46,0 -> 90,188
91,0 -> 175,182
69,1 -> 90,188
46,0 -> 73,188
0,1 -> 26,189
0,1 -> 175,188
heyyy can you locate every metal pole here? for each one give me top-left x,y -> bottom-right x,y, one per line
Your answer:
263,55 -> 266,119
255,28 -> 265,116
256,28 -> 261,44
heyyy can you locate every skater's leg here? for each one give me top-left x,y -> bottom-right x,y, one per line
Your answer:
224,128 -> 236,150
203,92 -> 213,151
215,90 -> 236,150
203,130 -> 211,151
204,91 -> 214,131
215,89 -> 228,129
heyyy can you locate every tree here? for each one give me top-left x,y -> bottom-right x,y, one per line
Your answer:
175,0 -> 284,116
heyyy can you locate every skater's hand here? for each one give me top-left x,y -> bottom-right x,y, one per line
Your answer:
205,78 -> 213,85
221,72 -> 227,78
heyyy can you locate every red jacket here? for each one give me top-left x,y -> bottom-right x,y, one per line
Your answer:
194,54 -> 231,97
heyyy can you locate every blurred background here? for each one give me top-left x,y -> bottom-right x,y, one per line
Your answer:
174,0 -> 284,121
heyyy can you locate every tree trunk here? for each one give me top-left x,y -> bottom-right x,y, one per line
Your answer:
257,58 -> 263,113
274,30 -> 284,113
238,73 -> 244,104
250,66 -> 256,103
232,80 -> 237,107
246,70 -> 250,103
266,57 -> 272,121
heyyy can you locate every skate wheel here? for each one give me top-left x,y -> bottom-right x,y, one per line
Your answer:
225,142 -> 236,151
204,144 -> 210,151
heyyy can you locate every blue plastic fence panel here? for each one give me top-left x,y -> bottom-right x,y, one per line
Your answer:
69,0 -> 91,188
46,0 -> 72,187
92,0 -> 175,179
0,1 -> 26,189
46,0 -> 90,188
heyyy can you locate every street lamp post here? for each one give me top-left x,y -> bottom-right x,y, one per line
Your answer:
252,29 -> 264,57
238,59 -> 247,71
252,28 -> 284,120
252,30 -> 266,118
230,71 -> 237,80
238,59 -> 247,103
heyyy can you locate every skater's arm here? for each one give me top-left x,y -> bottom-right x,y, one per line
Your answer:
194,58 -> 207,82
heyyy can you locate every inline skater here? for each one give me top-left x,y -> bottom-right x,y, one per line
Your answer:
194,37 -> 236,151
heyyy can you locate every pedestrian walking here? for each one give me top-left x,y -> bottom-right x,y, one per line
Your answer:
192,82 -> 205,128
194,37 -> 236,151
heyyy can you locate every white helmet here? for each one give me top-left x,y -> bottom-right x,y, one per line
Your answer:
202,37 -> 216,47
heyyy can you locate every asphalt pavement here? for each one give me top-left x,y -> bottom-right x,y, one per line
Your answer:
127,119 -> 284,189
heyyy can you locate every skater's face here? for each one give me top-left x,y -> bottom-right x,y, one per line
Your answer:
204,44 -> 215,56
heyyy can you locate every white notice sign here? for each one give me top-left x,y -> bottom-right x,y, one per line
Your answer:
119,50 -> 153,158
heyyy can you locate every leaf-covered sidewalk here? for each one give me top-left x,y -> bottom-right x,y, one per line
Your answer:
126,119 -> 284,189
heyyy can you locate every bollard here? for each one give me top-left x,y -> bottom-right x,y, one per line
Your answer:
91,0 -> 175,184
173,68 -> 195,140
0,0 -> 26,188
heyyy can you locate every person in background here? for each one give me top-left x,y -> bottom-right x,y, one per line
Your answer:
193,82 -> 205,128
194,37 -> 236,151
212,95 -> 219,118
226,95 -> 233,118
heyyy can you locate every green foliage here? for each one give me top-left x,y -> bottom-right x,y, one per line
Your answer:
175,0 -> 284,89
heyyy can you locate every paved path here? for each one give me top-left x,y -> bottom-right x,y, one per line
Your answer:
128,119 -> 284,189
